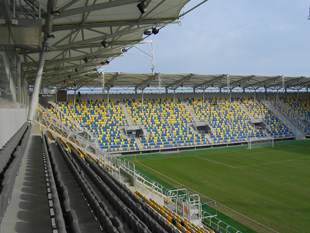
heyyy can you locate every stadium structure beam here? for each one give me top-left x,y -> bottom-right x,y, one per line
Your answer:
48,19 -> 180,32
135,73 -> 159,90
52,26 -> 149,51
48,0 -> 140,18
105,72 -> 120,90
220,75 -> 254,90
193,74 -> 226,89
1,50 -> 17,102
242,76 -> 280,89
19,40 -> 142,55
26,51 -> 123,68
28,0 -> 56,121
166,73 -> 194,90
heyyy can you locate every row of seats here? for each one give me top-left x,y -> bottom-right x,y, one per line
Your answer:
42,130 -> 216,233
84,156 -> 180,233
135,191 -> 210,233
58,100 -> 139,152
237,97 -> 294,138
42,133 -> 67,232
56,138 -> 124,233
0,122 -> 31,224
187,98 -> 264,144
280,97 -> 310,135
44,133 -> 81,233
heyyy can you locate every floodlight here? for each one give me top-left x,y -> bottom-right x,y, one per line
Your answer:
137,1 -> 147,14
101,40 -> 108,48
75,68 -> 78,73
143,30 -> 152,35
83,57 -> 88,63
152,27 -> 159,35
51,10 -> 60,16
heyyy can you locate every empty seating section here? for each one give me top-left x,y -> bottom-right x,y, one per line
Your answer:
237,97 -> 294,138
46,104 -> 78,131
40,96 -> 308,154
0,122 -> 31,224
59,100 -> 138,152
124,98 -> 205,149
187,98 -> 264,143
42,133 -> 211,233
281,97 -> 310,135
135,191 -> 210,233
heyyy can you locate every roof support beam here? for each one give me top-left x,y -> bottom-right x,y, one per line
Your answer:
135,73 -> 159,90
48,18 -> 180,32
193,74 -> 226,89
52,0 -> 139,18
52,26 -> 147,50
166,74 -> 194,90
105,72 -> 120,90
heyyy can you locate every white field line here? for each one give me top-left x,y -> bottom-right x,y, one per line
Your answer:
191,155 -> 238,168
135,160 -> 184,187
135,159 -> 280,233
236,156 -> 310,168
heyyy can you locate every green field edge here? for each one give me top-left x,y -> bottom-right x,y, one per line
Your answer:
124,139 -> 309,161
129,160 -> 256,233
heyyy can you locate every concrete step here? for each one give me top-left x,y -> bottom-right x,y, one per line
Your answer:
120,102 -> 133,126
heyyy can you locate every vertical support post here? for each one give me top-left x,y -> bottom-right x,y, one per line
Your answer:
254,90 -> 256,110
229,88 -> 232,111
296,89 -> 299,106
202,89 -> 205,110
107,88 -> 110,116
173,89 -> 176,114
142,89 -> 144,114
1,50 -> 17,102
16,58 -> 22,103
73,89 -> 76,113
27,42 -> 48,121
101,71 -> 105,94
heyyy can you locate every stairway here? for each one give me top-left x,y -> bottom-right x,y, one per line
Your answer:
120,102 -> 143,151
261,100 -> 305,139
182,100 -> 214,144
235,101 -> 253,120
182,100 -> 199,123
120,102 -> 133,126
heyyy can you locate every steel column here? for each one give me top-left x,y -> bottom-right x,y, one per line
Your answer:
27,43 -> 48,120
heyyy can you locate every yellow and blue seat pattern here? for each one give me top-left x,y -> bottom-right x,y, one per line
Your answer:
124,98 -> 210,149
186,97 -> 264,144
237,97 -> 294,138
280,97 -> 310,135
60,99 -> 138,152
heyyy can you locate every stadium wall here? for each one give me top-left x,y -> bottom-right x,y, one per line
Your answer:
0,107 -> 28,149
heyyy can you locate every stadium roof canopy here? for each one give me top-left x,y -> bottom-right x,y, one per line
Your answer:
64,72 -> 310,93
7,0 -> 309,94
17,0 -> 204,89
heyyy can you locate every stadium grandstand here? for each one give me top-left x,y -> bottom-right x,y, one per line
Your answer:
0,0 -> 310,233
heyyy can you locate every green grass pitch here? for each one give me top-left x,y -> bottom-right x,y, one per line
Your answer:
123,140 -> 310,233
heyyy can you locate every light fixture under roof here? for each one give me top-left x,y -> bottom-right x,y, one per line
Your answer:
50,10 -> 60,16
137,1 -> 147,14
143,30 -> 152,35
122,48 -> 128,53
75,68 -> 78,73
152,27 -> 159,35
101,40 -> 108,48
83,57 -> 88,63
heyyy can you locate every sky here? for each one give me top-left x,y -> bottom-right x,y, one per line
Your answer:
103,0 -> 310,77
